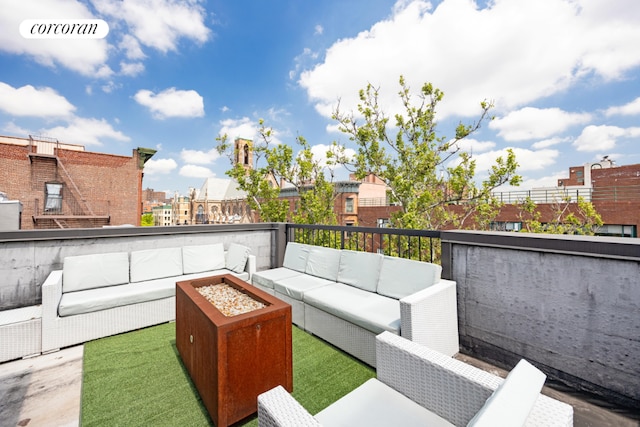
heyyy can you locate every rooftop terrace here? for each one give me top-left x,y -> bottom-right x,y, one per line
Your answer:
0,223 -> 638,425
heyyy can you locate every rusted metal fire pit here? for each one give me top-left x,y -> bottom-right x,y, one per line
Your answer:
176,274 -> 292,427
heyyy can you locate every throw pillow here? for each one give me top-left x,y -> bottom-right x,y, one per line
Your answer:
226,243 -> 250,273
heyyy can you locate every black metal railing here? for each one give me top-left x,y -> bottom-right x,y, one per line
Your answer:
286,223 -> 441,263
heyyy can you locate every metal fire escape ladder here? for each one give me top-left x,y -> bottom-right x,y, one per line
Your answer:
55,157 -> 95,216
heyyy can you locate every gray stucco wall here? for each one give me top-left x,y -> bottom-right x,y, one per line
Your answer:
0,223 -> 278,311
442,231 -> 640,409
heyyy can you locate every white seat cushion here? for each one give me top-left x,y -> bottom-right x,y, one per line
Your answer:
315,378 -> 454,427
252,267 -> 304,289
273,274 -> 333,301
59,277 -> 176,317
303,283 -> 400,335
226,243 -> 251,273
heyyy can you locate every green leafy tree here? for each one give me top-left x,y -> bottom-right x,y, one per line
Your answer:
140,213 -> 154,226
517,195 -> 603,235
333,76 -> 521,230
216,120 -> 347,226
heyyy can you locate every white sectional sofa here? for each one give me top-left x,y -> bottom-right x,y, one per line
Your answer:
252,242 -> 459,366
258,332 -> 574,427
41,242 -> 255,353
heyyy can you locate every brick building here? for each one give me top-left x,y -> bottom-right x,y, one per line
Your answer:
142,188 -> 169,214
0,135 -> 155,229
357,159 -> 640,237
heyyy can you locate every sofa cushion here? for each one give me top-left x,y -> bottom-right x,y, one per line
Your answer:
315,378 -> 454,427
304,283 -> 400,334
226,243 -> 250,273
58,277 -> 176,316
282,242 -> 311,272
130,247 -> 183,283
467,359 -> 546,427
252,267 -> 304,290
337,250 -> 383,292
273,274 -> 333,301
63,252 -> 130,293
376,256 -> 442,299
304,246 -> 341,281
182,243 -> 225,274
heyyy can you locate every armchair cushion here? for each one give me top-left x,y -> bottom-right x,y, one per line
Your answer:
467,359 -> 546,427
315,378 -> 454,427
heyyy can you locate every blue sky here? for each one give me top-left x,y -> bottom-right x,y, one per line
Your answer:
1,0 -> 639,198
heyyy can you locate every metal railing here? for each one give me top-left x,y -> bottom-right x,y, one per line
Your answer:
31,199 -> 110,217
286,223 -> 441,263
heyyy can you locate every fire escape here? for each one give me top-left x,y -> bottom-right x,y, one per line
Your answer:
29,135 -> 110,229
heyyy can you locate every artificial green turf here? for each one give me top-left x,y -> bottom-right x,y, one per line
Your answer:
81,322 -> 375,426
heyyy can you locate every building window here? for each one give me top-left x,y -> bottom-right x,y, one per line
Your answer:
345,197 -> 354,213
490,221 -> 522,232
44,182 -> 63,212
377,218 -> 390,228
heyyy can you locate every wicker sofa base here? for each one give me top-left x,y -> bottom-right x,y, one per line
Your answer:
0,306 -> 42,362
304,304 -> 378,367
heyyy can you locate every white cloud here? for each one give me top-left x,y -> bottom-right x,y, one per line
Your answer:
309,143 -> 356,169
605,97 -> 640,117
0,83 -> 76,118
299,0 -> 640,120
93,0 -> 211,53
0,0 -> 112,76
471,148 -> 559,178
314,25 -> 324,35
144,158 -> 178,175
573,125 -> 624,152
134,88 -> 205,119
40,117 -> 130,146
180,147 -> 220,165
120,61 -> 145,76
573,125 -> 640,152
450,138 -> 495,153
2,121 -> 31,136
490,107 -> 592,142
218,117 -> 259,142
180,164 -> 213,178
532,137 -> 569,150
118,34 -> 146,60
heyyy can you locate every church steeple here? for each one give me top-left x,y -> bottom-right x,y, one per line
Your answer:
234,138 -> 253,171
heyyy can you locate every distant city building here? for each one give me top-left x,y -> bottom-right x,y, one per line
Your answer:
152,204 -> 173,226
0,135 -> 155,229
142,188 -> 169,214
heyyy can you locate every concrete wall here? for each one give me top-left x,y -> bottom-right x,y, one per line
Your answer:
0,223 -> 278,310
441,230 -> 640,410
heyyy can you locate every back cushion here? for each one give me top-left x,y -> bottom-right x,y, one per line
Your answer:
467,359 -> 546,427
182,243 -> 225,274
282,242 -> 311,272
63,252 -> 130,293
305,246 -> 341,281
376,256 -> 442,299
130,247 -> 183,283
337,250 -> 383,292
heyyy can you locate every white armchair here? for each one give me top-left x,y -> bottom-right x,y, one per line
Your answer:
258,332 -> 573,427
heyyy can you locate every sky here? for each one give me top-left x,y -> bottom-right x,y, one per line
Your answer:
1,0 -> 639,199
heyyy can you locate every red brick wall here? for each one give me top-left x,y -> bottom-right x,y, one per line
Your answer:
0,143 -> 142,229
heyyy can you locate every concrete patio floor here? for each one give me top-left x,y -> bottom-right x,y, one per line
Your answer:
0,345 -> 637,427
